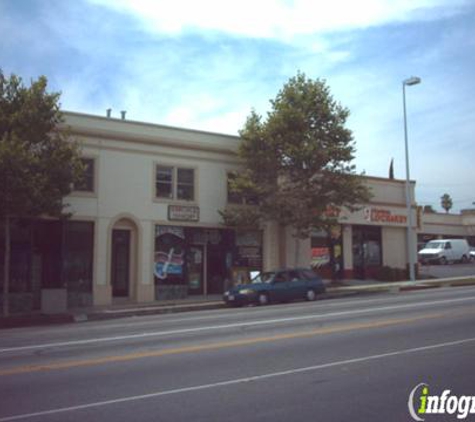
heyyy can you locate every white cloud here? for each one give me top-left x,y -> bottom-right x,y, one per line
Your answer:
88,0 -> 469,40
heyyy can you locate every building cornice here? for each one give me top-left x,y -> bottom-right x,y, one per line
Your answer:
62,111 -> 240,156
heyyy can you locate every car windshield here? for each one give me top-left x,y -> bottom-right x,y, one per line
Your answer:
252,272 -> 275,284
426,242 -> 444,249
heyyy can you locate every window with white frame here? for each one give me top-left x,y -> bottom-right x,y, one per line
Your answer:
155,165 -> 195,201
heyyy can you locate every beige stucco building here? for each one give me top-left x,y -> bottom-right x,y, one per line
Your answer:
1,111 -> 473,312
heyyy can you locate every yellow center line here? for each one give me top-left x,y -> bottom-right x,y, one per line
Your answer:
0,311 -> 461,377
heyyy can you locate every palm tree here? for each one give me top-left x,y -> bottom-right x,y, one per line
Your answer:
440,193 -> 453,213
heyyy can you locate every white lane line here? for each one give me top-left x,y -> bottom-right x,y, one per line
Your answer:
1,295 -> 475,353
1,336 -> 474,422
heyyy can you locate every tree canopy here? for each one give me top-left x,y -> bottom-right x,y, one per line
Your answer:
0,70 -> 83,316
221,72 -> 371,237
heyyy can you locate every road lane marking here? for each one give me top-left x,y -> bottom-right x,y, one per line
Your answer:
0,312 -> 456,376
1,335 -> 475,421
2,295 -> 475,353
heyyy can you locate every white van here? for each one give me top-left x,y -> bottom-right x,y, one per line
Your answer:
418,239 -> 470,265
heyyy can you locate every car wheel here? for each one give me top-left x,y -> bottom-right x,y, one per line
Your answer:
461,255 -> 468,264
258,293 -> 269,306
439,257 -> 447,265
306,289 -> 317,301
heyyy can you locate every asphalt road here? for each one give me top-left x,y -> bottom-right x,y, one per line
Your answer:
1,286 -> 475,421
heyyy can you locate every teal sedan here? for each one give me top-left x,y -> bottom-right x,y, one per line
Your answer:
223,268 -> 326,306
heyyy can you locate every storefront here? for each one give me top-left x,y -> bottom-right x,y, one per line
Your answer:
310,226 -> 343,280
280,177 -> 419,281
154,225 -> 262,299
0,219 -> 94,313
351,225 -> 382,279
5,112 -> 472,312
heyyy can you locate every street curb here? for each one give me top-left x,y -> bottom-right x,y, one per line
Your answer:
1,276 -> 474,329
83,302 -> 226,321
0,314 -> 75,329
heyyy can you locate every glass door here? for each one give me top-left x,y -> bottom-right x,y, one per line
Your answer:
187,246 -> 204,295
352,225 -> 382,279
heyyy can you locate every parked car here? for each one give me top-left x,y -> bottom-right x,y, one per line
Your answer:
470,248 -> 475,262
418,239 -> 471,265
223,268 -> 326,306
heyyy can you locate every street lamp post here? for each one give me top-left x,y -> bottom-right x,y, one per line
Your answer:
403,76 -> 421,281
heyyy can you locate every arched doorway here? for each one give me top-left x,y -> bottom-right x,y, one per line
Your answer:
110,217 -> 138,301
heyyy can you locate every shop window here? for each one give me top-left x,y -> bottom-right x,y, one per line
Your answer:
0,220 -> 32,293
156,166 -> 195,201
310,226 -> 343,279
34,221 -> 63,289
63,221 -> 94,300
75,158 -> 95,192
154,226 -> 186,284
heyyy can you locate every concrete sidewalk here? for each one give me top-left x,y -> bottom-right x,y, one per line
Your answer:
78,279 -> 380,320
0,278 -> 396,329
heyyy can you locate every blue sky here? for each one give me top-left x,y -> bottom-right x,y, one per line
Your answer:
1,0 -> 474,212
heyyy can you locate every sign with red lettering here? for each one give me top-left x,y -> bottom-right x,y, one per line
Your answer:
364,207 -> 407,224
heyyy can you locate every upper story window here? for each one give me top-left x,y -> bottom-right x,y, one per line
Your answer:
75,158 -> 95,192
156,165 -> 195,201
177,168 -> 194,201
156,166 -> 173,199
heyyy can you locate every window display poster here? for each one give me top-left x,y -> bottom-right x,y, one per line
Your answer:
154,227 -> 185,280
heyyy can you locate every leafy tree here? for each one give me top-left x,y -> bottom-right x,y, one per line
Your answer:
221,72 -> 371,261
0,71 -> 83,317
440,193 -> 453,213
423,205 -> 436,213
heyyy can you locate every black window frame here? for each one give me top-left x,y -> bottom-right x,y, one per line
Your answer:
75,158 -> 95,192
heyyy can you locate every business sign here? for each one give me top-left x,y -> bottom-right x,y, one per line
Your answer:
168,205 -> 200,222
364,207 -> 407,225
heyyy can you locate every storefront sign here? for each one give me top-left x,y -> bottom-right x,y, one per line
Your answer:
364,207 -> 407,224
168,205 -> 200,222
